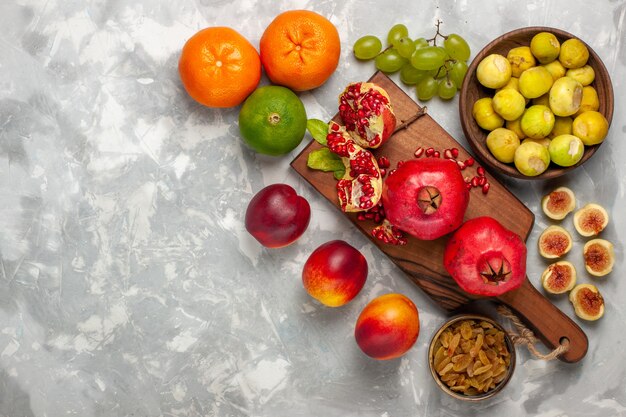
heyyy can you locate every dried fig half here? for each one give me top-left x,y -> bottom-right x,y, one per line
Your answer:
569,284 -> 604,321
541,187 -> 576,220
538,225 -> 572,259
541,261 -> 577,294
583,239 -> 615,277
573,203 -> 609,236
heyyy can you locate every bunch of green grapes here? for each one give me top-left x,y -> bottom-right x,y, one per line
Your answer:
353,21 -> 471,101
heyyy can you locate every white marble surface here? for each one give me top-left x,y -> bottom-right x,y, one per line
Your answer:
0,0 -> 625,416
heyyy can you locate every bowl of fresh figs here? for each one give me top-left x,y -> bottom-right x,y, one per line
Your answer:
459,27 -> 614,179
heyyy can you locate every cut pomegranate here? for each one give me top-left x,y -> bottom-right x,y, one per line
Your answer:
327,122 -> 382,212
372,219 -> 407,245
338,82 -> 396,149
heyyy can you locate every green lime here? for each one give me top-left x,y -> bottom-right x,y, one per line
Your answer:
238,86 -> 307,156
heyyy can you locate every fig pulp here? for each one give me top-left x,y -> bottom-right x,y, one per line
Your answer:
382,158 -> 469,241
541,186 -> 576,220
538,225 -> 572,259
583,239 -> 614,277
569,284 -> 604,321
444,216 -> 527,297
541,261 -> 576,294
573,203 -> 609,236
245,184 -> 311,248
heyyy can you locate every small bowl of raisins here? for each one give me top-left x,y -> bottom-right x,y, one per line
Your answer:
428,314 -> 516,401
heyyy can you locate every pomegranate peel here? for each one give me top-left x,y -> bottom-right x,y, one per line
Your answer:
444,216 -> 527,297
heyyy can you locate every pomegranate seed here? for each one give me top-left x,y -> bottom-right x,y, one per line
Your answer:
433,151 -> 441,158
380,168 -> 387,177
377,156 -> 391,168
466,183 -> 472,190
397,160 -> 405,168
471,177 -> 480,187
388,169 -> 397,176
414,147 -> 424,158
465,157 -> 475,167
457,160 -> 466,170
477,166 -> 486,177
478,176 -> 487,186
357,214 -> 366,221
451,148 -> 459,158
482,183 -> 490,194
443,149 -> 453,159
374,214 -> 382,223
425,147 -> 435,157
331,123 -> 339,131
464,176 -> 471,183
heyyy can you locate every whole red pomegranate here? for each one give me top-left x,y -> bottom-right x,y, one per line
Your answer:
338,82 -> 396,149
382,158 -> 469,241
444,216 -> 527,297
245,184 -> 310,248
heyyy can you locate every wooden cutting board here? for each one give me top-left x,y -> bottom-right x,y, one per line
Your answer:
291,72 -> 588,363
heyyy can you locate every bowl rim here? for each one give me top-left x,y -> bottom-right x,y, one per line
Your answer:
427,314 -> 516,402
459,26 -> 615,180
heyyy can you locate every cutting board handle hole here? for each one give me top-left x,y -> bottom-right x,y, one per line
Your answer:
559,336 -> 571,347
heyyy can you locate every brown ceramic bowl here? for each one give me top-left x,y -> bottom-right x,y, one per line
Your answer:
459,27 -> 614,180
428,314 -> 516,402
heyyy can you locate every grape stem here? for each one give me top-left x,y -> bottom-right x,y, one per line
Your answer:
394,107 -> 428,132
375,45 -> 394,57
426,19 -> 446,46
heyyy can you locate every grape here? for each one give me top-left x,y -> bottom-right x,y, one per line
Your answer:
400,64 -> 432,85
353,35 -> 383,60
416,76 -> 438,101
443,34 -> 471,61
410,46 -> 447,71
437,79 -> 457,100
449,60 -> 468,88
387,24 -> 409,46
395,37 -> 416,58
375,49 -> 407,73
414,37 -> 429,50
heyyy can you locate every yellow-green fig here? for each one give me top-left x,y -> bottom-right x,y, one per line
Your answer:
519,66 -> 554,99
514,140 -> 551,176
530,32 -> 561,64
486,128 -> 521,163
548,134 -> 584,167
559,38 -> 589,69
549,76 -> 583,117
572,111 -> 609,145
477,54 -> 512,89
520,105 -> 555,139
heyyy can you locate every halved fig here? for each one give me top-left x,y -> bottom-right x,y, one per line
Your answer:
573,203 -> 609,236
541,261 -> 577,294
569,284 -> 604,321
538,225 -> 572,259
541,187 -> 576,220
583,239 -> 615,277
